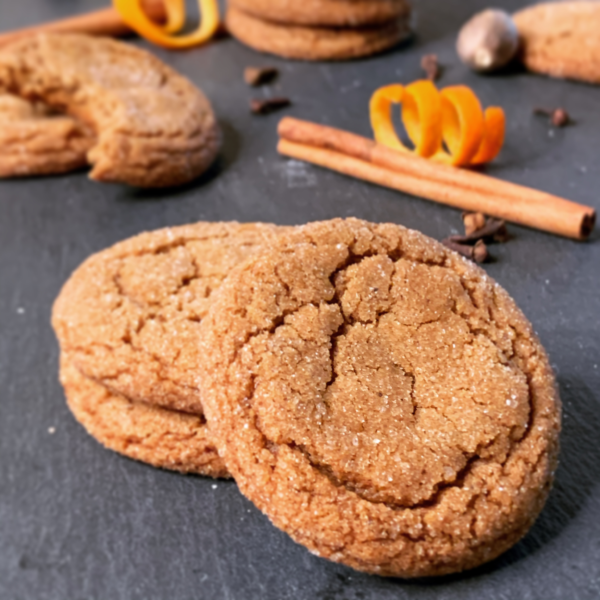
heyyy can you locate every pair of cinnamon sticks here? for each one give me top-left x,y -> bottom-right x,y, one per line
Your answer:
278,117 -> 596,241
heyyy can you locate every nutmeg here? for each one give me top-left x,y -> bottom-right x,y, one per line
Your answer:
457,9 -> 520,72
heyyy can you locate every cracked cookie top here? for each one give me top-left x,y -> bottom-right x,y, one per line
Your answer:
198,218 -> 561,577
0,33 -> 219,187
52,222 -> 284,414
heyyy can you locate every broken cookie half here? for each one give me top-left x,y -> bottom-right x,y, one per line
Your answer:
0,33 -> 220,187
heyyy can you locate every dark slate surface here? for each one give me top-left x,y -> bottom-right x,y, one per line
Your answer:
1,0 -> 599,598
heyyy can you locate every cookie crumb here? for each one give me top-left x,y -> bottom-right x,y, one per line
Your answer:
17,307 -> 25,314
48,426 -> 56,434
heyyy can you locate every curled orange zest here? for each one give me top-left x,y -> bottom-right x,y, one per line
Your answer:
471,107 -> 506,165
369,81 -> 442,158
369,80 -> 505,167
369,84 -> 405,152
113,0 -> 220,49
162,0 -> 185,34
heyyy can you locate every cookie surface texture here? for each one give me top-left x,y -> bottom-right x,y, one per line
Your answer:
229,0 -> 410,27
0,33 -> 219,187
514,2 -> 600,84
60,355 -> 229,477
198,218 -> 561,577
52,222 -> 283,414
0,93 -> 93,177
226,7 -> 410,61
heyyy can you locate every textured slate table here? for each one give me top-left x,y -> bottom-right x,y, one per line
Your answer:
1,1 -> 599,598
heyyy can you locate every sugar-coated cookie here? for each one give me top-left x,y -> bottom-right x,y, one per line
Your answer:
52,222 -> 284,415
514,2 -> 600,84
198,218 -> 561,577
60,355 -> 229,477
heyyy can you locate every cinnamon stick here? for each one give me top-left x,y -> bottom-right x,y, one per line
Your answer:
278,117 -> 596,240
0,0 -> 166,48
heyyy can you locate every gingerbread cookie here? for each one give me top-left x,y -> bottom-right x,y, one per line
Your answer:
0,33 -> 219,187
198,218 -> 561,577
514,2 -> 600,84
60,354 -> 229,477
229,0 -> 410,27
226,7 -> 411,61
52,222 -> 284,415
0,93 -> 93,178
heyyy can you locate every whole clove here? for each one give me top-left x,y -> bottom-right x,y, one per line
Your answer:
250,97 -> 291,115
454,216 -> 509,244
442,237 -> 489,263
534,107 -> 570,127
462,211 -> 486,236
472,239 -> 489,263
421,54 -> 442,81
244,66 -> 278,87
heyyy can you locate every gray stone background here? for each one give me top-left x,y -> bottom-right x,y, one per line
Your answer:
0,0 -> 599,598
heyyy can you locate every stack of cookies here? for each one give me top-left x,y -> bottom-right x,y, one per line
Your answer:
225,0 -> 413,61
52,218 -> 561,578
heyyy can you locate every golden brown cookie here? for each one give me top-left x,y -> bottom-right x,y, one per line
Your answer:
514,2 -> 600,84
229,0 -> 410,27
52,222 -> 284,415
198,218 -> 561,577
60,354 -> 229,477
226,7 -> 411,61
0,33 -> 219,187
0,93 -> 93,177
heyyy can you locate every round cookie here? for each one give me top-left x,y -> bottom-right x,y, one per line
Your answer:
0,93 -> 94,178
52,221 -> 284,415
60,354 -> 229,477
229,0 -> 410,27
226,7 -> 411,61
198,218 -> 561,577
514,2 -> 600,84
0,33 -> 219,187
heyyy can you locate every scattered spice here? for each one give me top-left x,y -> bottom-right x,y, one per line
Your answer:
456,9 -> 519,72
442,237 -> 489,263
250,97 -> 291,115
459,214 -> 509,243
462,211 -> 486,236
369,80 -> 505,167
444,214 -> 508,262
421,54 -> 441,81
244,66 -> 278,87
472,239 -> 489,263
534,107 -> 570,127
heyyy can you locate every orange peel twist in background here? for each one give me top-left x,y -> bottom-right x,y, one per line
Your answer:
370,80 -> 506,167
113,0 -> 220,48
